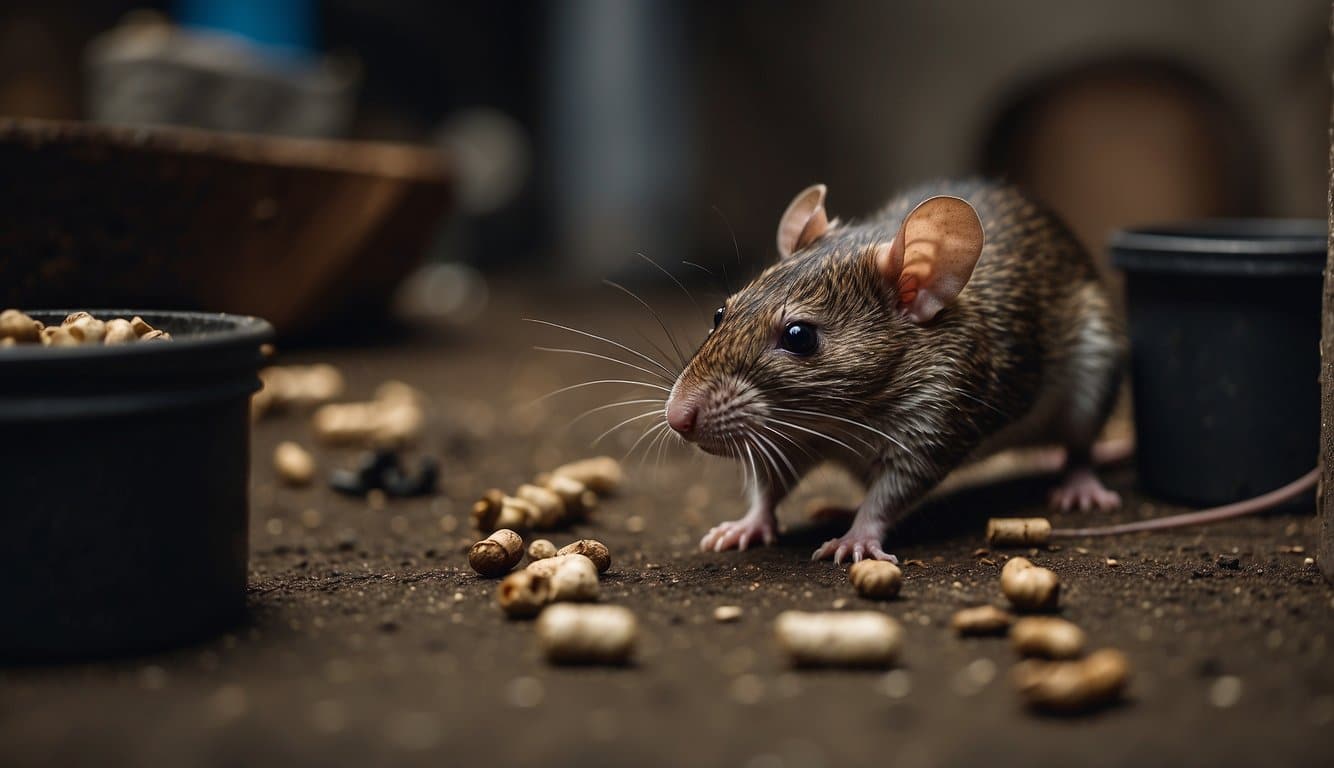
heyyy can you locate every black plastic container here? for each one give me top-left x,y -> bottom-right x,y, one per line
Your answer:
1111,221 -> 1324,506
0,311 -> 271,662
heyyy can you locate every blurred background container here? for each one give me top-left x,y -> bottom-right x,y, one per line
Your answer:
0,0 -> 1326,325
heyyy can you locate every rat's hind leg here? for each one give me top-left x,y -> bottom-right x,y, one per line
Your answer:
1047,285 -> 1125,513
1049,454 -> 1121,512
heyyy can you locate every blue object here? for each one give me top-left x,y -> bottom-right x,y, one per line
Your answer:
175,0 -> 316,55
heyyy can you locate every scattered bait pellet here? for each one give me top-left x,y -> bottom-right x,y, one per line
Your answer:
549,456 -> 623,494
1010,617 -> 1086,659
273,441 -> 316,486
714,605 -> 743,623
848,560 -> 903,600
543,475 -> 595,519
469,529 -> 525,577
987,517 -> 1052,547
557,539 -> 612,573
312,379 -> 424,447
1012,649 -> 1130,713
774,611 -> 904,668
516,484 -> 566,528
497,569 -> 551,619
536,604 -> 637,665
526,554 -> 599,602
527,539 -> 557,562
1000,557 -> 1061,612
951,605 -> 1014,636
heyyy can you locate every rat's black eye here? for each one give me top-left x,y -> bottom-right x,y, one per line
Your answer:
713,306 -> 725,329
780,322 -> 818,355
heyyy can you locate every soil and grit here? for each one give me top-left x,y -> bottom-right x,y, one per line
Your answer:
3,287 -> 1332,767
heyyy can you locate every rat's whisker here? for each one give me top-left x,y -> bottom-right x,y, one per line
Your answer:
945,385 -> 1009,418
632,327 -> 681,376
752,427 -> 799,482
603,280 -> 689,369
593,410 -> 666,447
524,318 -> 678,378
534,346 -> 674,384
764,416 -> 863,456
625,420 -> 671,463
711,205 -> 744,275
529,378 -> 672,408
743,441 -> 760,492
770,406 -> 911,454
760,423 -> 818,464
564,398 -> 666,430
747,429 -> 784,488
639,252 -> 704,318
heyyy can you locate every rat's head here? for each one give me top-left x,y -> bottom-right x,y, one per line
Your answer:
665,184 -> 984,461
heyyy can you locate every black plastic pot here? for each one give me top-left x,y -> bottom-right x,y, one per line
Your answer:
0,311 -> 272,662
1111,220 -> 1324,506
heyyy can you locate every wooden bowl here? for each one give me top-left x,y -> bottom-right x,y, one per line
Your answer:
0,118 -> 453,336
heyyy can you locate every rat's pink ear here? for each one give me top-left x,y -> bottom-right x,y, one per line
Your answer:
777,184 -> 836,260
873,195 -> 984,324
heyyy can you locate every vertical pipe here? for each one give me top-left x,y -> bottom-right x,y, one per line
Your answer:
1320,1 -> 1334,585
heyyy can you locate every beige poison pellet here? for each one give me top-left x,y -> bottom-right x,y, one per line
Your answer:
526,554 -> 599,602
527,538 -> 557,562
557,539 -> 611,573
472,489 -> 506,531
253,364 -> 345,418
535,604 -> 637,664
1011,617 -> 1086,659
42,326 -> 78,346
63,312 -> 106,343
497,569 -> 551,618
987,517 -> 1053,547
311,379 -> 424,447
951,605 -> 1014,636
103,318 -> 137,345
543,475 -> 594,519
0,309 -> 42,342
273,441 -> 316,486
516,484 -> 566,528
1001,557 -> 1061,612
774,611 -> 904,668
549,456 -> 623,494
1012,649 -> 1130,713
714,605 -> 743,623
848,560 -> 903,600
469,529 -> 525,577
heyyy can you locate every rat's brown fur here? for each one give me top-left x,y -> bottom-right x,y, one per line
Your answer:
672,179 -> 1125,560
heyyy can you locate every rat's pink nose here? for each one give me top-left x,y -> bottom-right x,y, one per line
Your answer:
667,400 -> 698,435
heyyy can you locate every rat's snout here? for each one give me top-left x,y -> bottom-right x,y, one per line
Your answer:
666,397 -> 698,437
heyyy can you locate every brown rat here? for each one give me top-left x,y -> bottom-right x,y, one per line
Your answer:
666,179 -> 1126,563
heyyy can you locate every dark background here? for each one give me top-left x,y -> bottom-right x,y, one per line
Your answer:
1,0 -> 1327,281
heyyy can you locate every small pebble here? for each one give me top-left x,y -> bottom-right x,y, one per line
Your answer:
1209,675 -> 1243,708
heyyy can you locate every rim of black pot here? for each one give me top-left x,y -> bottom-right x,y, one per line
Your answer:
0,310 -> 273,407
1109,219 -> 1326,276
0,309 -> 271,364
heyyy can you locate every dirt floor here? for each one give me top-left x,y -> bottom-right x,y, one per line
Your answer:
4,286 -> 1334,767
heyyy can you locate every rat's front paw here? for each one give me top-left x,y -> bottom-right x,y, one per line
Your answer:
811,530 -> 897,565
700,516 -> 777,552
